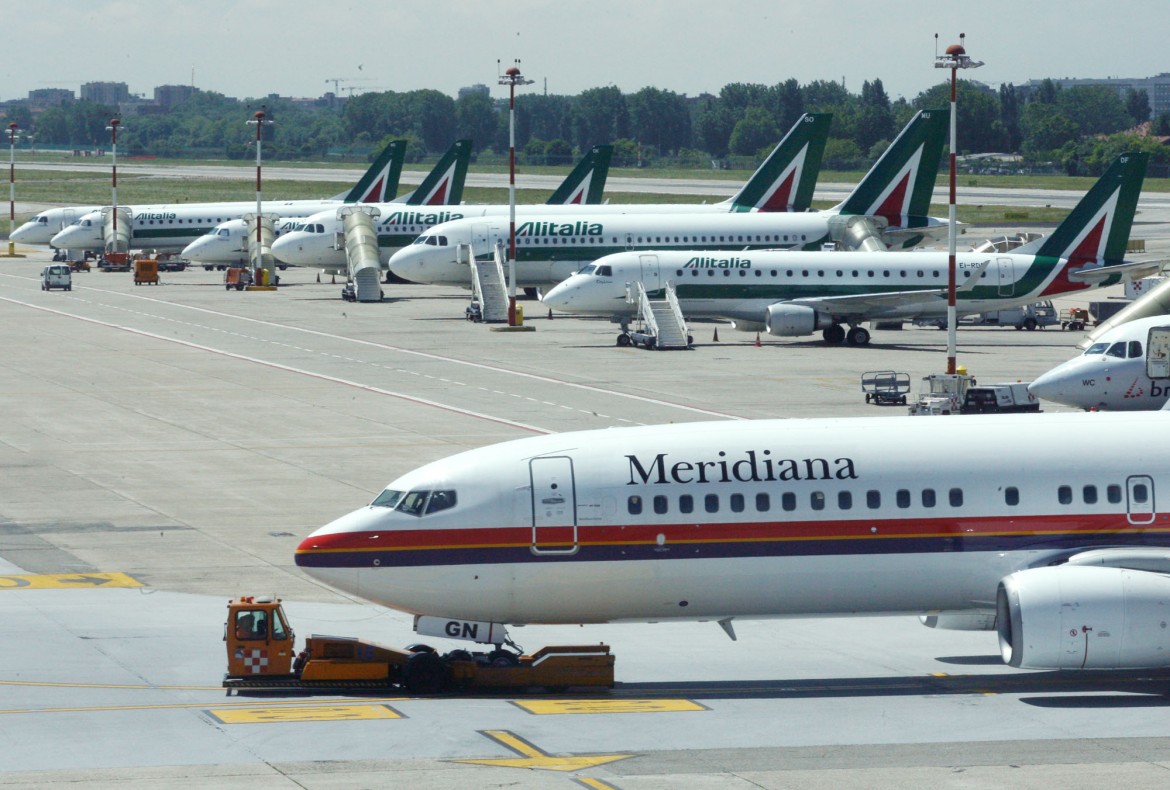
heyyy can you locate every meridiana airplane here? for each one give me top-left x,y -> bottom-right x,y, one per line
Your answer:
384,110 -> 951,290
1028,314 -> 1170,410
181,139 -> 481,269
542,153 -> 1157,346
45,138 -> 415,253
295,408 -> 1170,672
269,113 -> 834,271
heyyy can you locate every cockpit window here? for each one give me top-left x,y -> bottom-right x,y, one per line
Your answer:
371,488 -> 404,508
1086,342 -> 1109,355
425,236 -> 437,245
1129,341 -> 1142,358
413,235 -> 431,245
36,216 -> 47,224
425,490 -> 457,514
437,236 -> 448,247
395,491 -> 429,516
1106,342 -> 1127,358
596,265 -> 612,277
579,264 -> 597,275
218,228 -> 230,236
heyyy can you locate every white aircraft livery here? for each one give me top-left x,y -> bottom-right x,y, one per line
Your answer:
296,410 -> 1170,671
1029,314 -> 1170,410
542,153 -> 1157,346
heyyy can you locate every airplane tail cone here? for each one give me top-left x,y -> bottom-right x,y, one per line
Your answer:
712,327 -> 719,342
755,332 -> 761,347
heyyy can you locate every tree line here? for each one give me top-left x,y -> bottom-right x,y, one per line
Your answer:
10,77 -> 1169,175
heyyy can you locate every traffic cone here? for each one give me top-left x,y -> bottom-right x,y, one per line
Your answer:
316,272 -> 320,283
712,327 -> 719,342
547,308 -> 553,320
755,332 -> 762,347
331,274 -> 336,284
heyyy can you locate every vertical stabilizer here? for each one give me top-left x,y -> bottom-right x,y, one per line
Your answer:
728,113 -> 831,212
401,140 -> 472,206
342,139 -> 407,203
546,145 -> 613,205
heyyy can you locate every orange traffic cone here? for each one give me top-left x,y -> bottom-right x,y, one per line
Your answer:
755,332 -> 762,347
712,327 -> 719,342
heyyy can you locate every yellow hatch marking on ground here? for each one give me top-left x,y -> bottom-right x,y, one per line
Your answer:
575,779 -> 621,790
207,704 -> 403,724
0,697 -> 406,716
0,681 -> 220,690
512,698 -> 708,715
0,572 -> 142,590
452,729 -> 633,772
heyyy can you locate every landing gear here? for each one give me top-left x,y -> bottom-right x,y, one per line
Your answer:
822,324 -> 846,344
616,332 -> 632,347
845,326 -> 871,346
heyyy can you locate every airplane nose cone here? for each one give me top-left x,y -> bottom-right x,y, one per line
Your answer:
541,282 -> 573,311
271,234 -> 303,263
181,237 -> 209,259
10,223 -> 37,243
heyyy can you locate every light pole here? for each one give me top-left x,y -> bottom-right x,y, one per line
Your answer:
7,123 -> 18,257
105,118 -> 122,254
246,106 -> 273,282
499,61 -> 533,326
934,34 -> 983,375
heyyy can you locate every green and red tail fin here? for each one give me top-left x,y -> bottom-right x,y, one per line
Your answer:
401,139 -> 472,206
728,113 -> 831,212
546,145 -> 613,205
833,108 -> 947,228
342,139 -> 407,203
1017,152 -> 1147,265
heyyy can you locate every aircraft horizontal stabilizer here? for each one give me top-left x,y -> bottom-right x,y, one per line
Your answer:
1068,259 -> 1166,284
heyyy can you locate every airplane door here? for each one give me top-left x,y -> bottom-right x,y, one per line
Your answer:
1126,475 -> 1156,525
61,208 -> 77,231
639,254 -> 661,293
530,456 -> 578,555
470,224 -> 492,257
997,257 -> 1015,297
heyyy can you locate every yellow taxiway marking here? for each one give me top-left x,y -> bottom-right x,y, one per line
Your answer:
0,697 -> 405,716
513,698 -> 707,715
452,729 -> 632,772
207,704 -> 403,724
0,572 -> 141,590
575,779 -> 620,790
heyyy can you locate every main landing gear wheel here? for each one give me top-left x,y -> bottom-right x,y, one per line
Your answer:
845,326 -> 870,346
616,333 -> 632,347
822,325 -> 846,344
403,649 -> 447,694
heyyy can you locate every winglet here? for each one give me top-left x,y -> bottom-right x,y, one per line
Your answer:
834,109 -> 948,228
546,145 -> 613,205
402,139 -> 472,206
728,113 -> 831,212
342,139 -> 407,203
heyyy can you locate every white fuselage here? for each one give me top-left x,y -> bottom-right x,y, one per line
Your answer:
181,216 -> 307,266
295,412 -> 1169,626
50,199 -> 354,252
1029,315 -> 1170,410
11,206 -> 100,245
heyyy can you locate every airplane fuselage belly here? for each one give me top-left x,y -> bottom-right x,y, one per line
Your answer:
307,549 -> 1047,624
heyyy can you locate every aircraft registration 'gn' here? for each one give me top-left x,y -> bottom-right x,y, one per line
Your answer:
296,411 -> 1170,671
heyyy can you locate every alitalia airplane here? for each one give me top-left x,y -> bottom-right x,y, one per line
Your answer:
1028,314 -> 1170,410
181,139 -> 483,269
268,112 -> 835,271
295,407 -> 1170,672
384,110 -> 951,290
45,138 -> 418,253
542,153 -> 1158,346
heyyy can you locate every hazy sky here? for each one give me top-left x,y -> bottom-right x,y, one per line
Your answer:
5,1 -> 1168,104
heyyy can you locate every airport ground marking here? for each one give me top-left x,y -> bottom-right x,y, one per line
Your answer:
452,729 -> 633,772
512,698 -> 708,715
575,779 -> 621,790
206,703 -> 403,724
0,572 -> 141,590
0,696 -> 406,716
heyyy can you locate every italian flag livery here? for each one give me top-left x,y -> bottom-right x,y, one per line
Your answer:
728,113 -> 830,212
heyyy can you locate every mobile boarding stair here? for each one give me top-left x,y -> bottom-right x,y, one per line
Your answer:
621,280 -> 692,350
339,206 -> 383,302
463,242 -> 509,323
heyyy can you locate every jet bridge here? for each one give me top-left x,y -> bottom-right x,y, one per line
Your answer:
827,214 -> 886,252
100,207 -> 132,254
339,206 -> 383,302
242,212 -> 279,285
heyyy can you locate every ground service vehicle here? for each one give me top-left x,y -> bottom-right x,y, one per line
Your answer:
222,596 -> 614,694
41,265 -> 71,291
961,383 -> 1041,414
133,259 -> 159,285
224,267 -> 252,291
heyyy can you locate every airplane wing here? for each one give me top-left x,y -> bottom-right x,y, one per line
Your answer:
785,258 -> 991,318
1068,259 -> 1167,284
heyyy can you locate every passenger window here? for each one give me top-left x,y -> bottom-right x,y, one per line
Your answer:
1058,486 -> 1072,505
838,491 -> 852,510
896,489 -> 910,508
679,495 -> 693,514
867,490 -> 880,509
1107,484 -> 1122,504
705,494 -> 719,513
730,493 -> 744,513
1083,485 -> 1098,504
921,489 -> 936,508
811,492 -> 825,511
653,495 -> 668,515
949,488 -> 963,507
424,490 -> 456,514
1005,487 -> 1020,506
628,495 -> 643,515
755,493 -> 770,512
781,492 -> 796,511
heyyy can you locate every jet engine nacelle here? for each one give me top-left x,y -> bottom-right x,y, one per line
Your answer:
764,304 -> 831,337
919,613 -> 997,631
729,319 -> 766,334
997,565 -> 1170,669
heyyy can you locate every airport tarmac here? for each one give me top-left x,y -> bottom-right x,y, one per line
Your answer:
4,246 -> 1170,788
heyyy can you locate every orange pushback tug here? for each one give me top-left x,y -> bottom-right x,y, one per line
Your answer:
223,596 -> 614,695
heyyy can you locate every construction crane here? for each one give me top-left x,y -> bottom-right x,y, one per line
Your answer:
324,77 -> 375,95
